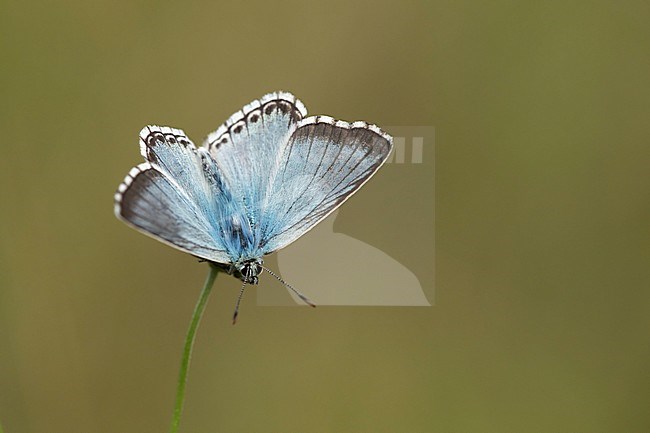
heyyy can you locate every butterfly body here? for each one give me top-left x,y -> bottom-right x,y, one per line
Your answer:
115,92 -> 392,285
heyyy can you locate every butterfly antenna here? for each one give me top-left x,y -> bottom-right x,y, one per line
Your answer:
232,280 -> 247,325
260,265 -> 316,308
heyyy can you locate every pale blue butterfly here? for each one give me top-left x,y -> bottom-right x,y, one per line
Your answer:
114,92 -> 392,319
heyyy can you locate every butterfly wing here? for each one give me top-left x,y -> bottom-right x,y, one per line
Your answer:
202,92 -> 392,256
202,92 -> 306,232
115,126 -> 238,264
117,94 -> 391,266
259,117 -> 393,254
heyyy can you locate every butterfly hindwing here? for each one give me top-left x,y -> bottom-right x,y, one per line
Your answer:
202,92 -> 306,229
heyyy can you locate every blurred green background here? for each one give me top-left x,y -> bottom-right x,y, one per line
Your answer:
1,1 -> 649,432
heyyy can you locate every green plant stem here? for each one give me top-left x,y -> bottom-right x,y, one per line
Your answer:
169,263 -> 220,433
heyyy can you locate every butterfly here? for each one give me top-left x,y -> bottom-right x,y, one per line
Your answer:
114,91 -> 393,320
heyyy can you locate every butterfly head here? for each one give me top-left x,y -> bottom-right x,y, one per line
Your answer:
236,258 -> 263,285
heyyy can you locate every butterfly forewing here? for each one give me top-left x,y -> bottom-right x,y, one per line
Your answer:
259,117 -> 392,254
116,126 -> 254,263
